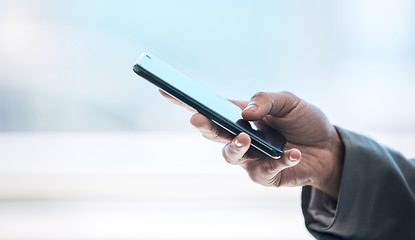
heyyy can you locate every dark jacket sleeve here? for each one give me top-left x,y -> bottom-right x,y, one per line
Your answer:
301,127 -> 415,240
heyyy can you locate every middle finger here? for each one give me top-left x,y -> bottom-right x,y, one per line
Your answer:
190,113 -> 234,143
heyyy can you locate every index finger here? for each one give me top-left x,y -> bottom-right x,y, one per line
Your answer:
158,89 -> 197,112
229,99 -> 249,110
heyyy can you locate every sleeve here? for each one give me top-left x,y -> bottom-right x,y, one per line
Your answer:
301,127 -> 415,240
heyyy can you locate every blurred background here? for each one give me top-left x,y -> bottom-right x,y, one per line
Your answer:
0,0 -> 414,239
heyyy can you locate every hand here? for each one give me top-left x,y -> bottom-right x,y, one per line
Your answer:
159,90 -> 344,199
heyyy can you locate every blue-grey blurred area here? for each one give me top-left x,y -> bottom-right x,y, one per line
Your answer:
1,0 -> 414,132
0,2 -> 414,239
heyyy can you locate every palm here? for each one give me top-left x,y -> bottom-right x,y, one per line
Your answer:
160,90 -> 342,197
235,97 -> 338,188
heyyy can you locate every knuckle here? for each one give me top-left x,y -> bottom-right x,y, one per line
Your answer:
267,160 -> 277,173
247,164 -> 267,185
222,146 -> 230,162
248,171 -> 261,184
201,133 -> 213,140
200,125 -> 218,140
222,151 -> 234,165
283,159 -> 292,167
209,122 -> 219,134
259,161 -> 276,174
222,144 -> 238,164
269,173 -> 282,187
279,91 -> 298,101
252,91 -> 269,100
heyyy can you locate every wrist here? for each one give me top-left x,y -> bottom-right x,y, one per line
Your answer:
314,127 -> 345,199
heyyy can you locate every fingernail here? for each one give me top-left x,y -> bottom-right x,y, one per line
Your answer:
244,104 -> 257,112
234,138 -> 243,147
289,156 -> 298,162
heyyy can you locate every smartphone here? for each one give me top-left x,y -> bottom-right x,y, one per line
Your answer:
133,53 -> 286,158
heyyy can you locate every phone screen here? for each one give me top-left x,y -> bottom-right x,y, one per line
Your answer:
133,53 -> 286,158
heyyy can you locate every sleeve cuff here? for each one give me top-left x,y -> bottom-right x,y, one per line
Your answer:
301,126 -> 415,239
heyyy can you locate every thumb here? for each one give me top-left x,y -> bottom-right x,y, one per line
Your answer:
249,148 -> 301,187
267,148 -> 301,175
280,148 -> 301,168
242,91 -> 301,121
269,148 -> 301,187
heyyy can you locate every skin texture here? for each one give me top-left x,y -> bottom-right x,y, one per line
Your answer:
159,90 -> 345,199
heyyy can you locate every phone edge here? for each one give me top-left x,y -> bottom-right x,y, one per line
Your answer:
133,63 -> 284,158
